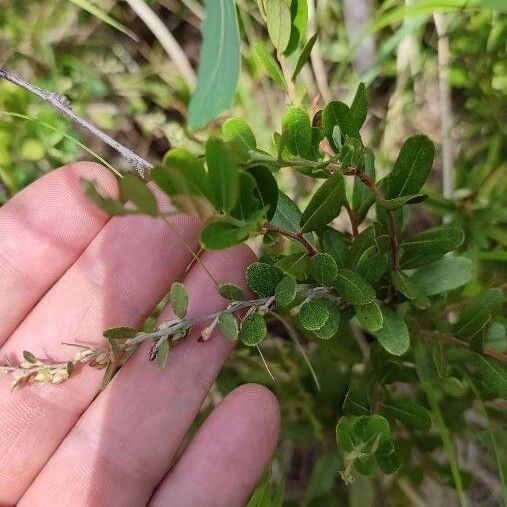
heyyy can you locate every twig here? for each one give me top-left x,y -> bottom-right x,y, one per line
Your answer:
344,201 -> 359,238
256,345 -> 276,380
0,68 -> 153,176
265,223 -> 318,256
434,12 -> 454,200
421,330 -> 507,365
277,51 -> 298,104
0,285 -> 331,387
125,296 -> 273,346
307,0 -> 331,102
345,167 -> 400,270
271,311 -> 321,391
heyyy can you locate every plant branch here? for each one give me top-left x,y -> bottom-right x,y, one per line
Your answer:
126,296 -> 274,346
277,52 -> 298,104
265,223 -> 318,256
344,201 -> 359,238
1,285 -> 336,388
0,68 -> 153,176
434,12 -> 454,200
421,330 -> 507,365
344,167 -> 400,270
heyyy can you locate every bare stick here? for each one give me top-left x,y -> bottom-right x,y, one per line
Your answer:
434,13 -> 454,200
0,68 -> 153,176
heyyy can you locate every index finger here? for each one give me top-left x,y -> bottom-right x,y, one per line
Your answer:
0,162 -> 117,344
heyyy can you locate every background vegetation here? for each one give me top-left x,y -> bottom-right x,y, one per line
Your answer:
1,1 -> 506,506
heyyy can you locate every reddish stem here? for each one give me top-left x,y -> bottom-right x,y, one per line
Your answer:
344,201 -> 359,239
266,224 -> 318,256
346,169 -> 400,271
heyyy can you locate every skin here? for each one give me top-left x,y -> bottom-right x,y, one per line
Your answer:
0,162 -> 280,507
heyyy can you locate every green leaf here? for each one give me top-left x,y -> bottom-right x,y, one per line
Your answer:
336,416 -> 357,453
381,397 -> 431,432
315,302 -> 341,339
300,173 -> 346,232
454,289 -> 504,341
374,308 -> 410,356
304,452 -> 341,506
285,0 -> 308,55
380,194 -> 427,211
271,191 -> 302,233
152,149 -> 212,219
354,414 -> 390,447
323,84 -> 367,145
282,106 -> 315,160
82,179 -> 126,216
377,446 -> 404,474
248,165 -> 279,220
266,0 -> 292,52
354,455 -> 378,477
119,174 -> 158,216
299,297 -> 330,330
356,301 -> 383,332
291,33 -> 318,80
391,271 -> 420,300
218,283 -> 245,301
411,256 -> 473,296
309,252 -> 338,286
246,262 -> 285,296
275,275 -> 297,306
414,341 -> 440,384
205,137 -> 239,213
188,0 -> 240,129
352,149 -> 376,221
443,377 -> 468,398
275,251 -> 309,278
218,312 -> 239,341
253,42 -> 287,89
68,0 -> 138,39
383,135 -> 435,198
169,282 -> 188,319
321,228 -> 349,267
400,226 -> 465,269
231,172 -> 263,221
322,101 -> 350,151
342,384 -> 371,416
334,269 -> 375,305
103,327 -> 138,340
239,312 -> 267,346
222,118 -> 256,150
200,220 -> 251,249
156,338 -> 170,368
340,137 -> 364,168
22,350 -> 37,363
475,355 -> 507,399
349,83 -> 367,136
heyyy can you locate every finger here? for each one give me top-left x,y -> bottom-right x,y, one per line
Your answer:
18,246 -> 255,507
0,162 -> 117,344
150,384 -> 280,507
0,213 -> 201,505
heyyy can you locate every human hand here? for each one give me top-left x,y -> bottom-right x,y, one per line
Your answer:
0,162 -> 280,507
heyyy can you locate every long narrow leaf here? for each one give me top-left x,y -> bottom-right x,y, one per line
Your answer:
187,0 -> 241,129
67,0 -> 138,40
